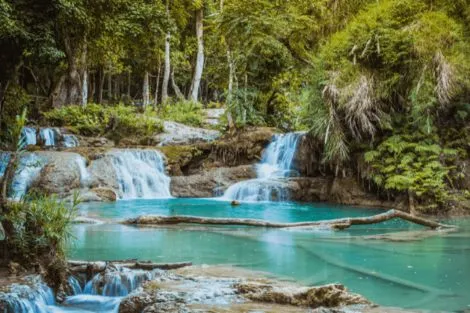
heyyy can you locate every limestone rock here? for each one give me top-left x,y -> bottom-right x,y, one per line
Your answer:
171,165 -> 256,198
119,292 -> 157,313
88,156 -> 119,190
234,282 -> 369,308
155,121 -> 221,146
30,152 -> 84,197
286,177 -> 393,209
91,187 -> 117,201
210,127 -> 275,166
77,136 -> 114,148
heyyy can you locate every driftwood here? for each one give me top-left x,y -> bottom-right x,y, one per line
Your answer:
68,260 -> 192,273
122,209 -> 456,230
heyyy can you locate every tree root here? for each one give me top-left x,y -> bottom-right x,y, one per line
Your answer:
122,209 -> 456,230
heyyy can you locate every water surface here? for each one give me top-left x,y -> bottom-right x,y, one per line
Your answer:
70,199 -> 470,312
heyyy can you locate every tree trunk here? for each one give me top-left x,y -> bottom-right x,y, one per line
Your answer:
226,49 -> 235,129
0,81 -> 10,132
80,40 -> 88,106
143,71 -> 150,108
154,62 -> 161,108
189,8 -> 205,102
52,33 -> 82,106
114,76 -> 120,100
127,71 -> 131,97
122,209 -> 456,230
81,70 -> 88,107
162,0 -> 171,103
68,260 -> 192,273
97,66 -> 105,104
171,70 -> 185,100
88,72 -> 95,103
162,31 -> 171,103
107,73 -> 113,102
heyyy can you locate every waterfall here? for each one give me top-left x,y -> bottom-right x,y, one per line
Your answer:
0,279 -> 55,313
68,276 -> 83,296
222,132 -> 303,202
75,156 -> 91,187
0,269 -> 155,313
21,127 -> 37,146
10,153 -> 45,200
109,149 -> 171,199
39,128 -> 57,146
63,134 -> 80,148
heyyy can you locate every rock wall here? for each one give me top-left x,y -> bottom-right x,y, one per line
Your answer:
287,177 -> 395,209
171,165 -> 256,198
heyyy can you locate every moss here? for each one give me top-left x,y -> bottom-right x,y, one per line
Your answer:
157,145 -> 205,175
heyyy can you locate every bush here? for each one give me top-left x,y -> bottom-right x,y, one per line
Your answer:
364,133 -> 457,211
159,101 -> 204,127
3,194 -> 79,261
43,104 -> 163,141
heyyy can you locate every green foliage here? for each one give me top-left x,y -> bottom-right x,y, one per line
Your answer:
158,101 -> 204,127
0,84 -> 30,149
44,104 -> 163,142
226,88 -> 265,128
3,193 -> 79,260
364,133 -> 456,210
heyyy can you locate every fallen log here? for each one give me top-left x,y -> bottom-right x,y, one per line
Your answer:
68,260 -> 192,273
122,209 -> 456,230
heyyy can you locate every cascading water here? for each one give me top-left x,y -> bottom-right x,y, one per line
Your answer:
10,153 -> 45,200
109,149 -> 171,200
39,128 -> 57,146
75,156 -> 91,187
63,134 -> 80,148
0,278 -> 55,313
21,127 -> 37,146
0,269 -> 156,313
222,132 -> 303,202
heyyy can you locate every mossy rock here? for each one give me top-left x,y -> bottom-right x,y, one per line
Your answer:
157,145 -> 206,176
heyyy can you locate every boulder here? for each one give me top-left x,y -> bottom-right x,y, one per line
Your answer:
30,152 -> 84,197
91,187 -> 117,201
119,293 -> 157,313
77,136 -> 114,148
210,127 -> 275,166
234,282 -> 369,308
88,156 -> 119,190
292,134 -> 322,176
171,165 -> 256,198
286,177 -> 393,209
155,121 -> 221,146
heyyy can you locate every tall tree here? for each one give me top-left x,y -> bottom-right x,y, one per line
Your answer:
189,1 -> 205,101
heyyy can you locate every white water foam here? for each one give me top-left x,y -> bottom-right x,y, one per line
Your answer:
109,149 -> 171,200
222,132 -> 303,202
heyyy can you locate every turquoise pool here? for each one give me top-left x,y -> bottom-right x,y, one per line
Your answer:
69,199 -> 470,312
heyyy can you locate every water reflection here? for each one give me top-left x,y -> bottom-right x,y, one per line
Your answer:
70,199 -> 470,312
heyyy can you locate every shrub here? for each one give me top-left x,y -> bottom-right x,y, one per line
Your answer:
43,104 -> 163,141
364,133 -> 457,211
159,101 -> 204,127
3,193 -> 79,261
